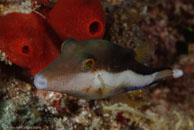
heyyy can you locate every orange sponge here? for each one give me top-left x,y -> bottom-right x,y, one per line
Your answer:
0,12 -> 60,75
47,0 -> 106,40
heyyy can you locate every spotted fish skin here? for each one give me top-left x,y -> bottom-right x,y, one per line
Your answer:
34,39 -> 183,99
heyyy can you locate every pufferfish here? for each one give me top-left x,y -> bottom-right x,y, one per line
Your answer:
34,38 -> 183,99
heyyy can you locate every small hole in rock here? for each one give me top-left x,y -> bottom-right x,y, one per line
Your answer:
89,21 -> 100,35
22,45 -> 30,54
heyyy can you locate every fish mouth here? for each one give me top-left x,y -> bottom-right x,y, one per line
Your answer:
34,74 -> 48,90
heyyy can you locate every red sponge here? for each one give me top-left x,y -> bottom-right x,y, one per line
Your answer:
0,12 -> 60,75
47,0 -> 106,40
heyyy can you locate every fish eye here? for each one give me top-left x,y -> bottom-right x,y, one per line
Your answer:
82,58 -> 95,72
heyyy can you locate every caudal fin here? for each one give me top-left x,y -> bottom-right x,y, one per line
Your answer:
154,69 -> 183,81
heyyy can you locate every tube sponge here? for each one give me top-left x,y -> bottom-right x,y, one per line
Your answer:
47,0 -> 106,40
0,12 -> 60,75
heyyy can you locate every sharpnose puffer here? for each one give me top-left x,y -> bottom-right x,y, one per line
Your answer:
34,39 -> 183,99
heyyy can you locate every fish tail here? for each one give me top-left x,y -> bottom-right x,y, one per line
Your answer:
154,69 -> 183,81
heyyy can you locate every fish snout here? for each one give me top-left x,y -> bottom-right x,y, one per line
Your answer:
34,74 -> 48,90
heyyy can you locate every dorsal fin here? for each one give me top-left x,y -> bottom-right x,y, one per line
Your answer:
134,41 -> 153,64
61,38 -> 77,52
